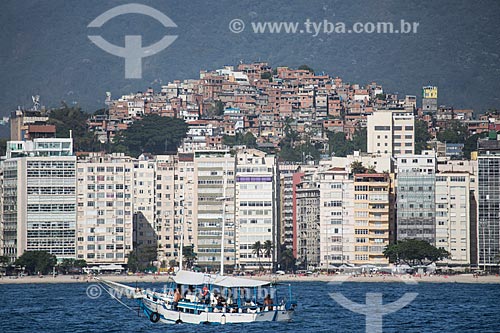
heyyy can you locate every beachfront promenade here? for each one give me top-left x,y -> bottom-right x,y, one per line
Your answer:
1,273 -> 500,285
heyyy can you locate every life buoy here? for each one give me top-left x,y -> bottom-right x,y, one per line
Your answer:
149,312 -> 160,323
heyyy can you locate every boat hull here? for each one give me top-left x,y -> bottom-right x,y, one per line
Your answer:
141,297 -> 294,324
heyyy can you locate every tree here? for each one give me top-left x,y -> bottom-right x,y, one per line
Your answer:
182,245 -> 197,269
463,132 -> 488,159
223,132 -> 257,149
0,138 -> 8,157
351,127 -> 367,152
58,258 -> 88,274
15,251 -> 56,275
298,64 -> 314,74
260,71 -> 272,81
279,249 -> 296,272
383,239 -> 450,266
47,104 -> 101,152
251,241 -> 263,270
127,250 -> 140,273
327,131 -> 355,157
113,114 -> 188,156
263,240 -> 274,271
414,119 -> 431,154
350,161 -> 367,175
436,120 -> 468,144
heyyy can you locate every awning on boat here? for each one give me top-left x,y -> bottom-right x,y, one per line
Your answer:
173,270 -> 270,288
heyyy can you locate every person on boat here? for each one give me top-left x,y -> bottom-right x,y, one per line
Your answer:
264,294 -> 273,311
184,285 -> 195,298
173,287 -> 182,311
217,294 -> 227,307
200,285 -> 210,304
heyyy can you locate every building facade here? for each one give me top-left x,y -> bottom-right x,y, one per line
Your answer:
1,139 -> 76,262
235,149 -> 278,271
477,139 -> 500,271
353,173 -> 390,265
367,108 -> 415,156
319,168 -> 354,268
396,151 -> 436,244
435,172 -> 471,266
293,172 -> 320,269
76,153 -> 134,265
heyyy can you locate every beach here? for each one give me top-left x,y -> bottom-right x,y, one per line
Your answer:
1,273 -> 500,285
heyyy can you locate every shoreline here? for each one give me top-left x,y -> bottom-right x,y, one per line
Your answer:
1,273 -> 500,285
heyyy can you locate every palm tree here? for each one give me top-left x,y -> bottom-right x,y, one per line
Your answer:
279,249 -> 296,272
263,240 -> 274,272
251,241 -> 263,270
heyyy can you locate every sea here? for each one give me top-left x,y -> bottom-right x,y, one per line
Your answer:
1,281 -> 499,332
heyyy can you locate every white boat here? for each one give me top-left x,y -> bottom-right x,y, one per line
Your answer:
98,270 -> 297,324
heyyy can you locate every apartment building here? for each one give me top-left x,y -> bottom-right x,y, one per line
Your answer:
235,149 -> 278,271
352,173 -> 390,265
477,138 -> 500,271
293,172 -> 320,269
396,150 -> 437,244
435,172 -> 472,266
319,167 -> 354,268
194,150 -> 235,271
278,164 -> 299,251
133,158 -> 157,251
76,153 -> 134,265
367,108 -> 415,156
1,139 -> 76,262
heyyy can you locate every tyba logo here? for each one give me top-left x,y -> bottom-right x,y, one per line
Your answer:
88,3 -> 177,79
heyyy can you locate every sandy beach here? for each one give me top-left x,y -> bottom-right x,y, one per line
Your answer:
1,273 -> 500,285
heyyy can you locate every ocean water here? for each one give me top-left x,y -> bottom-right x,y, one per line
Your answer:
1,281 -> 499,332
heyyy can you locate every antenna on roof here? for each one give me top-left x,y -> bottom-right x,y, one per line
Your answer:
32,95 -> 40,111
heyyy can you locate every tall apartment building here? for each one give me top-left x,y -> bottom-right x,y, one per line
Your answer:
477,138 -> 500,271
437,159 -> 478,266
133,158 -> 157,251
278,164 -> 300,252
1,139 -> 76,262
319,167 -> 354,268
293,172 -> 320,269
352,173 -> 390,265
76,153 -> 134,265
194,150 -> 235,271
154,155 -> 177,265
435,172 -> 472,266
235,149 -> 278,271
396,151 -> 437,244
367,108 -> 415,156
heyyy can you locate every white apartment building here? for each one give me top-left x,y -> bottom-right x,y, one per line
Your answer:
367,108 -> 415,156
76,153 -> 134,265
435,172 -> 472,266
319,167 -> 355,268
1,138 -> 76,262
194,150 -> 235,271
235,149 -> 278,271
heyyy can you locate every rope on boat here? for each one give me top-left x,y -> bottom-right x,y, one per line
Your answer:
98,282 -> 139,313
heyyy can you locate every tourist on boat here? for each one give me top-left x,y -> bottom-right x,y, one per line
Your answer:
200,285 -> 210,304
217,294 -> 227,307
173,287 -> 181,310
264,294 -> 273,310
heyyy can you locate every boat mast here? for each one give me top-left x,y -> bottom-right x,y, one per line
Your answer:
220,155 -> 228,276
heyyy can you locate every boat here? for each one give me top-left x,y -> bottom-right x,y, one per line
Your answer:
97,270 -> 297,324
